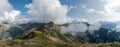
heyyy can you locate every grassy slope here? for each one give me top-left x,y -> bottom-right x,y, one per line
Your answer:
2,24 -> 81,47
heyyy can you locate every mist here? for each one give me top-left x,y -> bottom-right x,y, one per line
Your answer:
60,21 -> 120,35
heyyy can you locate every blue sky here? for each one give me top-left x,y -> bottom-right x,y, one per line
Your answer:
9,0 -> 106,20
61,0 -> 106,19
7,0 -> 120,22
9,0 -> 32,15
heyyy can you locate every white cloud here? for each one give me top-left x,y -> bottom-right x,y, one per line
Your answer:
25,0 -> 70,24
0,10 -> 29,24
86,8 -> 106,15
86,9 -> 95,13
4,10 -> 20,21
80,0 -> 120,22
68,4 -> 86,12
0,0 -> 13,14
104,0 -> 120,21
60,21 -> 101,34
61,22 -> 88,33
0,0 -> 28,24
68,18 -> 88,23
26,0 -> 120,24
88,22 -> 101,31
96,11 -> 107,15
114,23 -> 120,32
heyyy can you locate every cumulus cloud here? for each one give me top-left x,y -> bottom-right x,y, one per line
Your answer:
25,0 -> 70,24
0,10 -> 29,24
0,0 -> 13,14
0,0 -> 29,24
104,0 -> 120,21
0,10 -> 21,23
24,0 -> 120,24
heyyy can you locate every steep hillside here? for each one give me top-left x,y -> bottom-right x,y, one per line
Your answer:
0,22 -> 81,47
18,22 -> 79,45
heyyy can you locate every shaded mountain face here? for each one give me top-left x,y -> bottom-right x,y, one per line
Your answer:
60,21 -> 120,43
100,21 -> 117,29
86,28 -> 118,43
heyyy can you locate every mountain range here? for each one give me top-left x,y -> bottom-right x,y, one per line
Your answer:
0,21 -> 120,47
